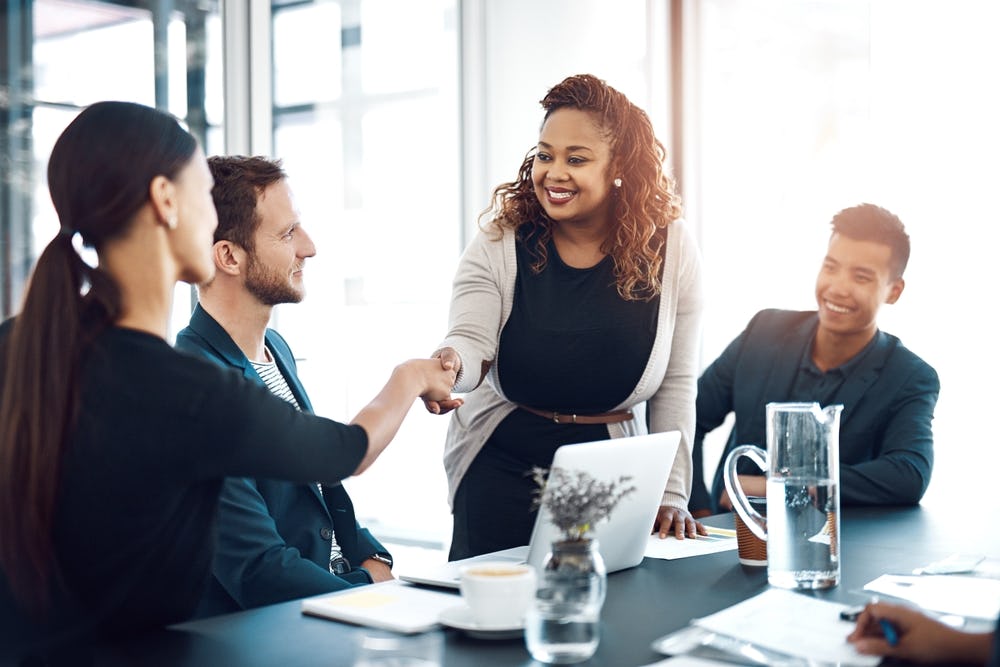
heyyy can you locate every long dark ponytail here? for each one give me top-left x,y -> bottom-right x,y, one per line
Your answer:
0,101 -> 196,614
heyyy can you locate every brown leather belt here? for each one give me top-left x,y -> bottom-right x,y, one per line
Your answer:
518,405 -> 634,425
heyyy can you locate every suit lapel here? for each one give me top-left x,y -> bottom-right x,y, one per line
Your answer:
191,305 -> 328,510
266,330 -> 314,413
830,330 -> 892,420
187,304 -> 261,383
263,331 -> 326,508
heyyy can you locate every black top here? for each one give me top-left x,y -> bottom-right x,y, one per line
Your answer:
494,233 -> 659,461
787,322 -> 878,406
499,234 -> 659,413
447,235 -> 660,559
0,325 -> 367,661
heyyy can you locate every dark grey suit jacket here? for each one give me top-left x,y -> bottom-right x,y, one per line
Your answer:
691,309 -> 939,513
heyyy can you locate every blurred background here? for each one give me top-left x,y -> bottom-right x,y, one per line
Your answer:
2,0 -> 998,562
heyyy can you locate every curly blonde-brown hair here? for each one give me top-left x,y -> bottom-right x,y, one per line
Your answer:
482,74 -> 682,301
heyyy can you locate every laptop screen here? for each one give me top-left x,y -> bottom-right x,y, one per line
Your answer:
397,431 -> 681,588
526,431 -> 680,573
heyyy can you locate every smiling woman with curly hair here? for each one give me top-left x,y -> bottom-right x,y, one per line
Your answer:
426,74 -> 706,560
488,74 -> 683,302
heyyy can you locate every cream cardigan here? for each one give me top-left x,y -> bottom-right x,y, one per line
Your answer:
436,218 -> 704,510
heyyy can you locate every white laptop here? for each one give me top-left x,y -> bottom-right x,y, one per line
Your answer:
398,431 -> 681,589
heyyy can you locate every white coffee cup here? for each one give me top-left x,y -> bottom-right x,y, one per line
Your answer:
458,561 -> 536,628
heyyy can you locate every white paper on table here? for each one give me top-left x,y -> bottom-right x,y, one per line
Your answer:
972,558 -> 1000,580
644,529 -> 738,560
691,588 -> 879,666
864,574 -> 1000,620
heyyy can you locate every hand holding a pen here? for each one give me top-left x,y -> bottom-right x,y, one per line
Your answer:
847,601 -> 994,664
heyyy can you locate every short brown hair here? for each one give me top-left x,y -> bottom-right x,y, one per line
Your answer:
207,156 -> 286,252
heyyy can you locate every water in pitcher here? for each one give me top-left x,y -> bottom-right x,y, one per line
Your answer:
765,477 -> 840,589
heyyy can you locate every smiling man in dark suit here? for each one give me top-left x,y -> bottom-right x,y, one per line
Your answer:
690,203 -> 939,516
176,156 -> 393,617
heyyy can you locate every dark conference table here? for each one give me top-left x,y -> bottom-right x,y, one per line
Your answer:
95,506 -> 999,666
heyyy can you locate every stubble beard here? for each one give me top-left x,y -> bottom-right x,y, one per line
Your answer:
244,254 -> 304,307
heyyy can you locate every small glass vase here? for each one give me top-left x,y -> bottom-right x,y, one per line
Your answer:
524,537 -> 607,664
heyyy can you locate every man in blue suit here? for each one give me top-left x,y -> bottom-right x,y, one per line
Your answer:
176,156 -> 393,617
690,204 -> 939,515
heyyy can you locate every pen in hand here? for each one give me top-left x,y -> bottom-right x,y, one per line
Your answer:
878,618 -> 900,647
867,596 -> 900,647
842,602 -> 901,649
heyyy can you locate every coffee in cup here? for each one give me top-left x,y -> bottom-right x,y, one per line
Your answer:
459,562 -> 536,628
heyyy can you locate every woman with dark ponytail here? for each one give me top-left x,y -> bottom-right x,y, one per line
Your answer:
0,101 -> 458,660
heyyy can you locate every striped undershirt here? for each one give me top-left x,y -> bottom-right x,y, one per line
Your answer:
250,355 -> 301,410
251,349 -> 346,570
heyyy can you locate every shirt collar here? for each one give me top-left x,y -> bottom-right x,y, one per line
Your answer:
800,325 -> 881,376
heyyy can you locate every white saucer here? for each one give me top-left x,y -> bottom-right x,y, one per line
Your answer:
438,604 -> 524,639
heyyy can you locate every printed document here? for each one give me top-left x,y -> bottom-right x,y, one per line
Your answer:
691,588 -> 879,666
644,527 -> 738,560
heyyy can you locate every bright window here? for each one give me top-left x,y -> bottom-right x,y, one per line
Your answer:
1,0 -> 223,332
691,0 -> 1000,504
269,0 -> 461,546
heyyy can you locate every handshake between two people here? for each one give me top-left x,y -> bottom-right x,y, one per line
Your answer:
422,347 -> 464,415
414,347 -> 705,541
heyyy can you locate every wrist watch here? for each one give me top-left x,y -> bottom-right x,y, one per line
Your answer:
368,553 -> 393,568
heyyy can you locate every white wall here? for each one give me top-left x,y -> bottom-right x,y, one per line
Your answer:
464,0 -> 667,238
692,0 -> 1000,508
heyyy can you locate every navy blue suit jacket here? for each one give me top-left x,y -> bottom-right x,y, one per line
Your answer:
175,304 -> 388,617
691,309 -> 939,513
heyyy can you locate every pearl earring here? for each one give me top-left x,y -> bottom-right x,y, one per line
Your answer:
613,178 -> 622,188
167,215 -> 178,230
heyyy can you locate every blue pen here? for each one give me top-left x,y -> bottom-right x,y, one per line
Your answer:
879,618 -> 900,647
